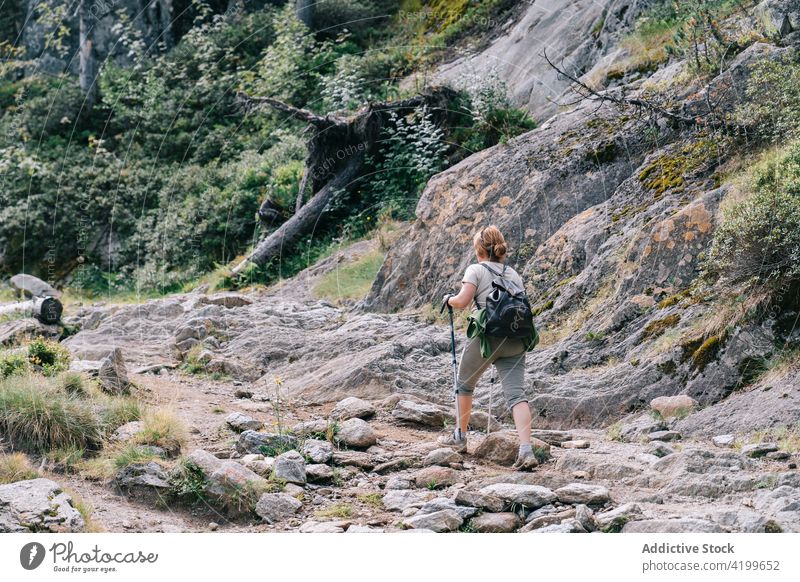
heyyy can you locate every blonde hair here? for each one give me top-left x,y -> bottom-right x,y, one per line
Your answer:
473,225 -> 508,262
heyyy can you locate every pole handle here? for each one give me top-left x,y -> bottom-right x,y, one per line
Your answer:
440,293 -> 453,315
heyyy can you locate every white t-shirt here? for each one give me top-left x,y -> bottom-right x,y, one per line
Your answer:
462,261 -> 525,310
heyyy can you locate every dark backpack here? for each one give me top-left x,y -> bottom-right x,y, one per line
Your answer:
478,263 -> 536,340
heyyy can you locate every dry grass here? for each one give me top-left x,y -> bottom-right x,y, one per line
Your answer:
133,409 -> 188,454
0,452 -> 40,484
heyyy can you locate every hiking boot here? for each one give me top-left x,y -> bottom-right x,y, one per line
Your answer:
437,430 -> 467,453
512,450 -> 539,471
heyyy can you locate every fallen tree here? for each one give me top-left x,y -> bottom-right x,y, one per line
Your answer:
230,86 -> 457,276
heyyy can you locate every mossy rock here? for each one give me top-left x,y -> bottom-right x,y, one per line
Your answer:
691,335 -> 724,371
642,314 -> 681,340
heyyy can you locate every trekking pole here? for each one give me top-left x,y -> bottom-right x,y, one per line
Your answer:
441,294 -> 462,440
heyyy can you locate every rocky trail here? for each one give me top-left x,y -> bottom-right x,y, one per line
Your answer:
3,287 -> 798,534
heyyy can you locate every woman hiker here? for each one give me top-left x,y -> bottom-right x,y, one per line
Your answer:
439,225 -> 539,471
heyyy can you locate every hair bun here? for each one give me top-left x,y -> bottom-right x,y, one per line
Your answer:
493,242 -> 507,259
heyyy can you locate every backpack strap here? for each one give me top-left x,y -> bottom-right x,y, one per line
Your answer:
480,263 -> 502,277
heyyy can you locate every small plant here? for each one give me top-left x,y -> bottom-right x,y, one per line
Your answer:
66,489 -> 104,533
357,492 -> 383,508
169,458 -> 211,506
112,443 -> 163,469
56,372 -> 86,396
0,374 -> 101,453
98,396 -> 144,434
0,452 -> 40,484
315,502 -> 354,519
133,409 -> 188,456
26,337 -> 71,376
45,446 -> 85,473
0,351 -> 29,378
180,344 -> 209,375
585,331 -> 606,342
607,421 -> 623,442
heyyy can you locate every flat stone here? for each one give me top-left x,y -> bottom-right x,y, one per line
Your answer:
423,448 -> 463,466
478,483 -> 556,509
648,430 -> 681,442
454,489 -> 506,513
561,440 -> 590,449
299,521 -> 345,533
302,439 -> 334,464
382,490 -> 430,512
306,464 -> 334,483
416,497 -> 478,521
113,462 -> 171,504
622,518 -> 723,533
469,512 -> 521,533
767,451 -> 791,460
334,418 -> 378,449
330,397 -> 376,421
594,503 -> 643,531
111,420 -> 144,442
555,483 -> 611,505
712,434 -> 736,448
392,400 -> 445,427
413,466 -> 461,489
385,476 -> 415,490
291,419 -> 330,435
332,450 -> 375,470
530,429 -> 573,444
346,525 -> 384,533
255,493 -> 302,523
742,443 -> 779,458
0,478 -> 84,533
403,509 -> 463,532
225,412 -> 262,432
272,451 -> 306,485
521,508 -> 576,532
528,518 -> 587,533
236,431 -> 298,455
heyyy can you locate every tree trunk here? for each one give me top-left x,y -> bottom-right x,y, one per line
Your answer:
231,87 -> 456,276
295,0 -> 314,28
0,297 -> 63,324
78,0 -> 98,109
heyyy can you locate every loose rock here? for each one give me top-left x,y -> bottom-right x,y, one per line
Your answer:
403,509 -> 463,532
392,400 -> 445,427
650,395 -> 698,418
424,448 -> 463,467
236,431 -> 298,456
478,484 -> 556,509
334,418 -> 378,449
330,397 -> 376,421
98,347 -> 131,395
469,512 -> 521,533
413,466 -> 461,489
455,490 -> 506,513
555,483 -> 611,505
273,451 -> 306,485
255,493 -> 302,523
303,439 -> 334,464
0,478 -> 85,533
742,443 -> 779,458
225,412 -> 262,432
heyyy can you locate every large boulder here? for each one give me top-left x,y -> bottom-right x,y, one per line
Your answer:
330,397 -> 376,420
272,451 -> 306,485
403,509 -> 463,532
334,418 -> 378,449
10,274 -> 61,299
555,483 -> 611,505
391,400 -> 445,428
474,431 -> 551,466
236,431 -> 298,456
0,478 -> 84,532
181,449 -> 268,515
650,395 -> 698,418
113,462 -> 171,504
254,493 -> 302,524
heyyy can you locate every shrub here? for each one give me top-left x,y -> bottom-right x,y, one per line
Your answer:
0,452 -> 40,484
56,372 -> 86,396
133,409 -> 187,455
26,337 -> 71,376
98,396 -> 144,434
735,50 -> 800,141
0,374 -> 101,453
0,351 -> 29,378
705,142 -> 800,289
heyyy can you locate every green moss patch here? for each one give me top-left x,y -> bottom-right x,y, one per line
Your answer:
642,314 -> 681,340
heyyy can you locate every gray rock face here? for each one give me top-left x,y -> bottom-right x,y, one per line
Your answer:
334,418 -> 377,449
555,483 -> 611,505
98,347 -> 131,395
273,451 -> 306,485
113,462 -> 171,503
330,397 -> 376,421
430,0 -> 645,120
255,493 -> 302,523
403,509 -> 463,532
236,431 -> 298,456
622,518 -> 724,533
479,484 -> 556,510
742,443 -> 779,458
0,478 -> 85,533
225,412 -> 262,432
391,400 -> 445,427
302,439 -> 334,464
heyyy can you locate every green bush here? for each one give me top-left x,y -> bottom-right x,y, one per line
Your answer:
735,50 -> 800,141
705,142 -> 800,288
26,337 -> 70,376
0,351 -> 29,378
0,374 -> 101,453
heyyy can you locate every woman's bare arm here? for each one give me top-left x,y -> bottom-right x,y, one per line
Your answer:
445,282 -> 477,310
